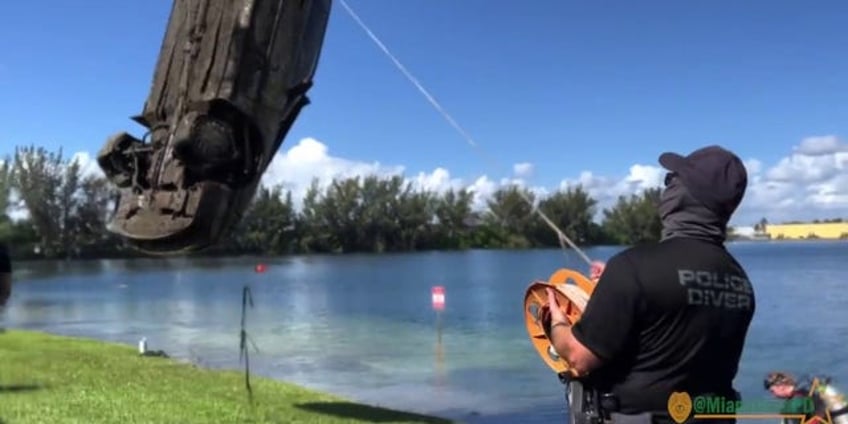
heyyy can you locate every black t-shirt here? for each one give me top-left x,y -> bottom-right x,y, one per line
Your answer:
0,242 -> 10,273
571,237 -> 755,414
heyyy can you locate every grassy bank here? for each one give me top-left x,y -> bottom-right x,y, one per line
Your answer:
0,330 -> 453,424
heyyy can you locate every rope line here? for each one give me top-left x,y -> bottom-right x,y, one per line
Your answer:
337,0 -> 593,266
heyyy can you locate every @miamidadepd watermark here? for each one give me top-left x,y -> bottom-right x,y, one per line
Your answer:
667,391 -> 818,423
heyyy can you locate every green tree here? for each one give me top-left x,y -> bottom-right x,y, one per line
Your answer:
393,185 -> 438,251
0,156 -> 12,220
2,145 -> 118,258
71,174 -> 117,253
433,188 -> 476,249
0,143 -> 682,257
601,188 -> 663,245
533,185 -> 599,247
10,145 -> 79,257
238,185 -> 297,254
483,185 -> 537,248
317,176 -> 362,252
297,179 -> 334,253
358,175 -> 404,252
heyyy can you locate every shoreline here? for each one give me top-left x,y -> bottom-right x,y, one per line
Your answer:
0,329 -> 455,424
8,239 -> 848,264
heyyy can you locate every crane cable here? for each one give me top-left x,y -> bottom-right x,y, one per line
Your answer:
337,0 -> 593,266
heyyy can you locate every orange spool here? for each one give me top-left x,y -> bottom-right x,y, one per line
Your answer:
523,268 -> 597,376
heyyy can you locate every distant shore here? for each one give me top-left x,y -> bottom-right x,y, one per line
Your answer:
729,236 -> 847,242
7,239 -> 847,263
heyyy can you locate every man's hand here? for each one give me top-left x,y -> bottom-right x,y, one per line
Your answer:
590,260 -> 606,281
546,287 -> 567,325
545,286 -> 603,376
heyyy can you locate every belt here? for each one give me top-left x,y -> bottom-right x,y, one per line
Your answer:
601,392 -> 739,421
601,391 -> 741,410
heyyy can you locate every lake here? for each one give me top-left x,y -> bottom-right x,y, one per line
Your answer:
3,241 -> 847,423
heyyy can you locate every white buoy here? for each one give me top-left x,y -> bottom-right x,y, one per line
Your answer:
138,337 -> 147,355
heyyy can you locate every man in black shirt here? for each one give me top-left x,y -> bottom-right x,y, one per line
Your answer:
547,145 -> 755,423
0,242 -> 11,307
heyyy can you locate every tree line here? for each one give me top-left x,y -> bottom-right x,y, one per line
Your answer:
0,145 -> 666,259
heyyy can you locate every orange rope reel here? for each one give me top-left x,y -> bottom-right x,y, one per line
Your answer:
523,268 -> 597,376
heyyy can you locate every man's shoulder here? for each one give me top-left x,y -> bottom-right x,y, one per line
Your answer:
619,238 -> 733,263
611,240 -> 678,263
606,239 -> 746,289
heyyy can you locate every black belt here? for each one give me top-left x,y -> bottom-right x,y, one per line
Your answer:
558,371 -> 738,424
599,391 -> 739,420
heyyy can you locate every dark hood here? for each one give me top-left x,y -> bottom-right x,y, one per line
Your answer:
659,176 -> 728,244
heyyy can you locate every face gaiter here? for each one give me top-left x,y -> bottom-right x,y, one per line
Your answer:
658,176 -> 728,244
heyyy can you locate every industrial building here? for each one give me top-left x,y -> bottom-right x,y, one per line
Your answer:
763,222 -> 848,240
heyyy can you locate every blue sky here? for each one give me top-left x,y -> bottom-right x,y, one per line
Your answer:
1,1 -> 847,224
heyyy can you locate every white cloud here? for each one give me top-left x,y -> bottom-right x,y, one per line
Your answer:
257,135 -> 848,226
70,152 -> 104,179
260,137 -> 405,205
556,164 -> 666,211
5,135 -> 848,228
742,135 -> 848,223
512,162 -> 534,179
792,135 -> 848,156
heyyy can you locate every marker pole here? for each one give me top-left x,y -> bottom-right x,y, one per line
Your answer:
431,286 -> 446,378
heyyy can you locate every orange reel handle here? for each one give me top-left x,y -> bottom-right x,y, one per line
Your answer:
523,268 -> 596,376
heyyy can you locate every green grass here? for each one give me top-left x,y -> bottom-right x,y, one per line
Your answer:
0,330 -> 455,424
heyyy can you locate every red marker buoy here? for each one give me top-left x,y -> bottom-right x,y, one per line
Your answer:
431,286 -> 445,311
255,264 -> 266,274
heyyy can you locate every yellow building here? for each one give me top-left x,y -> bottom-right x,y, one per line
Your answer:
765,222 -> 848,240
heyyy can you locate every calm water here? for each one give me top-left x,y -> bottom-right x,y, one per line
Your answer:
3,241 -> 847,423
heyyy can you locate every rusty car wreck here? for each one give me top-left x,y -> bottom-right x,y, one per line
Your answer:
97,0 -> 332,254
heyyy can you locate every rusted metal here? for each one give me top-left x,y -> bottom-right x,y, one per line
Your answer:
98,0 -> 332,254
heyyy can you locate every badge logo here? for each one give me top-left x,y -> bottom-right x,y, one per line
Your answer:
668,391 -> 693,424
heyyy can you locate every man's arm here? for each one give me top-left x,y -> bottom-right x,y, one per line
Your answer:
0,243 -> 11,306
550,253 -> 643,376
550,321 -> 603,376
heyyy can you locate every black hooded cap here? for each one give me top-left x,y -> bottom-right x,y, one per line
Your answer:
658,145 -> 748,220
